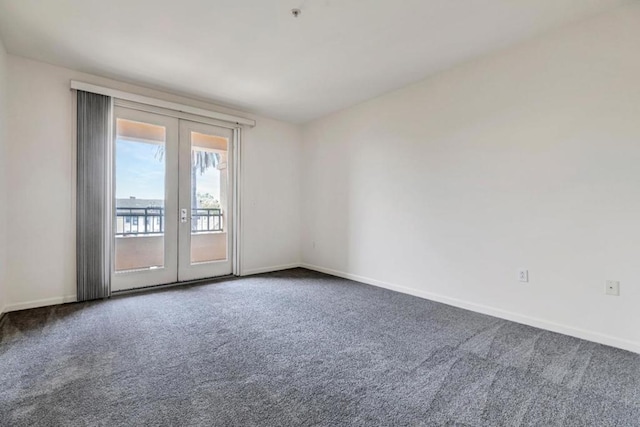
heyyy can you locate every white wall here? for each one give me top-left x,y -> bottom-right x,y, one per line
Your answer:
5,4 -> 639,356
4,55 -> 301,311
0,38 -> 8,316
302,4 -> 640,353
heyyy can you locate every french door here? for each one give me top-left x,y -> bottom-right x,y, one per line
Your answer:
112,107 -> 234,291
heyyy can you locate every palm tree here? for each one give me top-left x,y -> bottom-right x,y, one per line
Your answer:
190,150 -> 221,206
156,146 -> 220,228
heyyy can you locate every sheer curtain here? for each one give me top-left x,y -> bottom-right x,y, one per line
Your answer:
76,90 -> 112,301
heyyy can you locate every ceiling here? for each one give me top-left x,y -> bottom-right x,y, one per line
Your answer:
0,0 -> 628,123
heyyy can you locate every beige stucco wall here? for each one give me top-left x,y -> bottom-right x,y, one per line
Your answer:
115,233 -> 227,271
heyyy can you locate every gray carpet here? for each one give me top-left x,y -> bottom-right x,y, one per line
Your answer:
1,268 -> 639,426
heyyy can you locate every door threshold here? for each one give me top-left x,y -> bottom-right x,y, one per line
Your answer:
111,274 -> 237,297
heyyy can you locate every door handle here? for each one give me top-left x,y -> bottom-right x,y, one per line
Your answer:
180,208 -> 188,223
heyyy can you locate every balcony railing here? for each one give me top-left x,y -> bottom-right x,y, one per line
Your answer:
192,209 -> 224,233
115,207 -> 223,236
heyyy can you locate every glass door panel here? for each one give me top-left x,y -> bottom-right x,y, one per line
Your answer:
190,131 -> 228,264
111,107 -> 179,291
178,121 -> 233,281
114,119 -> 166,271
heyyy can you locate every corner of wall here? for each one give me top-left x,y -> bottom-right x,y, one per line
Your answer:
298,7 -> 640,353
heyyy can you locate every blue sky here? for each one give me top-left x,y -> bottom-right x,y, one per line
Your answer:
116,139 -> 220,202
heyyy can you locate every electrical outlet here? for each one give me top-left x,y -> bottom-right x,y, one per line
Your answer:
518,269 -> 529,283
605,280 -> 620,296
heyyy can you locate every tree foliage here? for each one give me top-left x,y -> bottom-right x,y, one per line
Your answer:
155,146 -> 220,175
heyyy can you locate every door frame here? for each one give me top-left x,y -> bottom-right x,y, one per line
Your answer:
178,119 -> 234,282
111,107 -> 180,291
110,100 -> 243,290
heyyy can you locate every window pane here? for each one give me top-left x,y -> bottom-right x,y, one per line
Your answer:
190,131 -> 228,264
114,118 -> 166,272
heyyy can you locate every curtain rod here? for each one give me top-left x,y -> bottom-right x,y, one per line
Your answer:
70,80 -> 256,127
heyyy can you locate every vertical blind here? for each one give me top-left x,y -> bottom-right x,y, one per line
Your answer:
77,90 -> 112,301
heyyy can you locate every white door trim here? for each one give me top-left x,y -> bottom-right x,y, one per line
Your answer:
115,99 -> 241,131
110,107 -> 243,291
177,120 -> 234,281
232,127 -> 242,276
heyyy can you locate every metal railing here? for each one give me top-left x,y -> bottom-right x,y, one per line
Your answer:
115,207 -> 223,236
192,209 -> 223,233
116,207 -> 164,236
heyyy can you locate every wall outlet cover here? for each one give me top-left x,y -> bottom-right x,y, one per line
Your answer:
518,269 -> 529,283
605,280 -> 620,296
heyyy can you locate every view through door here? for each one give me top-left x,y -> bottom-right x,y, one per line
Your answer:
112,107 -> 233,291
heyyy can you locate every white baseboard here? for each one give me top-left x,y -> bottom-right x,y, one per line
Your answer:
3,295 -> 77,313
300,263 -> 640,355
242,263 -> 302,276
2,264 -> 305,312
